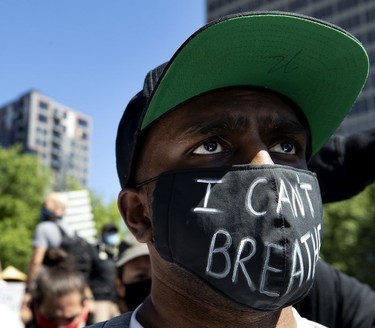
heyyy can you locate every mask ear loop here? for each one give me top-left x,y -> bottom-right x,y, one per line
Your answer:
135,175 -> 159,188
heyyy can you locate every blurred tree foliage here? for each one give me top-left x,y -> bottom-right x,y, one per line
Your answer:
0,146 -> 52,272
90,192 -> 122,237
321,182 -> 375,289
0,146 -> 122,274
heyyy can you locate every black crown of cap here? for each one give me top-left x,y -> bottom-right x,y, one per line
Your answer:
116,62 -> 168,189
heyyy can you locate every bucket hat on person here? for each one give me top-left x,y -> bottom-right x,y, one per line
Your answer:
116,11 -> 369,189
116,234 -> 149,268
0,265 -> 27,282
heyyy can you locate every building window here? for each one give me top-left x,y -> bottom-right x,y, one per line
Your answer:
38,113 -> 48,123
366,7 -> 375,22
39,101 -> 48,110
77,118 -> 88,127
353,97 -> 368,114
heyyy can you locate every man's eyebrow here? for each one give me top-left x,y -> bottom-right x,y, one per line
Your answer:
260,117 -> 310,137
180,116 -> 251,137
180,115 -> 309,138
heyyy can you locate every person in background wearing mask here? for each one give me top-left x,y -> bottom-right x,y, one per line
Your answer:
23,249 -> 92,328
23,192 -> 73,311
88,223 -> 121,323
115,233 -> 151,313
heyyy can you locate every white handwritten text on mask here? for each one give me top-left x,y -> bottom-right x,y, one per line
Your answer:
193,175 -> 321,297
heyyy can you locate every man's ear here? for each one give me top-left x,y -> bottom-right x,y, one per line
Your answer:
118,188 -> 153,242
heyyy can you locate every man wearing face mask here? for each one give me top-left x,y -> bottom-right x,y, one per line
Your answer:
115,233 -> 152,313
88,223 -> 121,323
87,11 -> 369,328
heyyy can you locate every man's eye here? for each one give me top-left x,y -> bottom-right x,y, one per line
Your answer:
193,141 -> 225,154
269,141 -> 296,154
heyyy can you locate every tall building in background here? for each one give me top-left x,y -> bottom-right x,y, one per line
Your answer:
0,90 -> 91,190
206,0 -> 375,134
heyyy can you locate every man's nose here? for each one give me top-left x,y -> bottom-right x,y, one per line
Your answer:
249,150 -> 274,165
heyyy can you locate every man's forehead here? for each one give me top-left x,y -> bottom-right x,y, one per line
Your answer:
154,86 -> 307,128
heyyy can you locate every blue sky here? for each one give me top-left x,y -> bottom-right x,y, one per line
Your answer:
0,1 -> 206,203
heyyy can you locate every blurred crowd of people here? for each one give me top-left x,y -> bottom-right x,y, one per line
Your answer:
13,191 -> 152,328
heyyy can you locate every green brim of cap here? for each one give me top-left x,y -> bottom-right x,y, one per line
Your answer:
141,12 -> 369,155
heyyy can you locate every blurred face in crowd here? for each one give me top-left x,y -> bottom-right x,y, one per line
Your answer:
35,291 -> 88,328
116,255 -> 152,311
121,255 -> 152,285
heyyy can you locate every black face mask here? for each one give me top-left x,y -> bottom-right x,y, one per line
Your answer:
40,207 -> 56,221
149,164 -> 323,311
124,279 -> 152,310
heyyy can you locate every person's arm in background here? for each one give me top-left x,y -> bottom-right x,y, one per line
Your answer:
25,246 -> 46,291
21,245 -> 46,325
21,221 -> 51,324
309,127 -> 375,203
25,222 -> 51,293
297,127 -> 375,327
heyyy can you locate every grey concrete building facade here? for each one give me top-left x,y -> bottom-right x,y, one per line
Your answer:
0,90 -> 91,190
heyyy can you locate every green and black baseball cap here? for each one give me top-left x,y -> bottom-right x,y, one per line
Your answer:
116,11 -> 369,189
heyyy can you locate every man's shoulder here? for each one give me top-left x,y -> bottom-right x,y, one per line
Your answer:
33,221 -> 60,240
86,312 -> 133,328
35,221 -> 58,230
